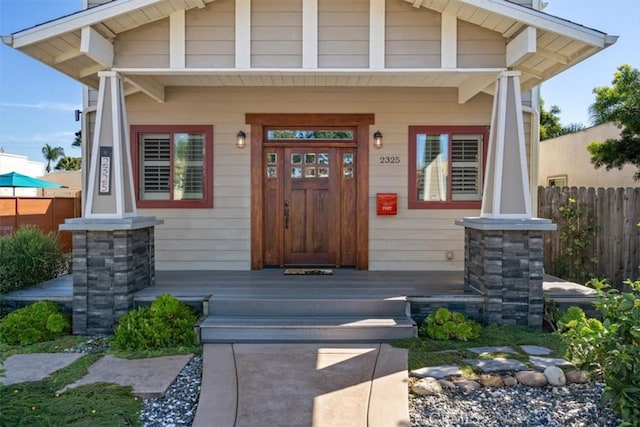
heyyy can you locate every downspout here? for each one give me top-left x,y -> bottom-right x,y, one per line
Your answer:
521,85 -> 540,216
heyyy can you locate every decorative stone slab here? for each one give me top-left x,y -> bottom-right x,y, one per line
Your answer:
60,354 -> 193,398
411,365 -> 463,379
529,356 -> 573,370
463,358 -> 528,373
2,353 -> 84,385
519,345 -> 553,356
467,346 -> 517,355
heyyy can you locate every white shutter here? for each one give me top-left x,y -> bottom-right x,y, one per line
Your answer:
140,134 -> 170,200
451,134 -> 482,201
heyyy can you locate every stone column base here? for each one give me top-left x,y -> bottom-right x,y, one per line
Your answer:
456,217 -> 556,329
61,217 -> 163,335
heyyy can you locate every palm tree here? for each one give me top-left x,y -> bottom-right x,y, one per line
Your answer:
55,156 -> 81,171
42,143 -> 65,173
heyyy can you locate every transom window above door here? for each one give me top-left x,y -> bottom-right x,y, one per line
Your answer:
265,129 -> 355,141
408,125 -> 489,209
131,125 -> 213,208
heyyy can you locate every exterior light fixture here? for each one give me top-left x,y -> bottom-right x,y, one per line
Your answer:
373,131 -> 383,149
236,130 -> 246,149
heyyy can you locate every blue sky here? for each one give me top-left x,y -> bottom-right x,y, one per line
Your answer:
0,0 -> 639,164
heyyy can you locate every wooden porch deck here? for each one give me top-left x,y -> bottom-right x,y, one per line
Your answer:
3,269 -> 596,307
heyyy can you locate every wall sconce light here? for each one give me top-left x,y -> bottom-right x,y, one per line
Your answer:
373,131 -> 383,149
236,130 -> 246,149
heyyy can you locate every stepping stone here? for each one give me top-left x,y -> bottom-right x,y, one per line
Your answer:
463,358 -> 528,372
60,354 -> 193,398
467,346 -> 516,355
529,356 -> 573,370
411,365 -> 462,379
2,353 -> 84,385
519,345 -> 553,356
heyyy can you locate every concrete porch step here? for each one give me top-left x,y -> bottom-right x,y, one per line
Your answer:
206,296 -> 409,317
198,315 -> 416,343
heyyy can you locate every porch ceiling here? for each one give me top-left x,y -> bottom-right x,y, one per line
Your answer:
2,0 -> 616,103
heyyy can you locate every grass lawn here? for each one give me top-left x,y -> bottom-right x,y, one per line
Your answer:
394,324 -> 564,372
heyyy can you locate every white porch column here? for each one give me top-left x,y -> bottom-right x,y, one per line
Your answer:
61,71 -> 163,335
84,71 -> 137,219
481,70 -> 531,219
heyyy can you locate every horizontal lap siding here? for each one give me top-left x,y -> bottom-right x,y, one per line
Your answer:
318,0 -> 369,68
251,0 -> 302,68
458,21 -> 505,68
126,87 -> 496,270
186,0 -> 235,68
385,0 -> 440,68
113,19 -> 169,67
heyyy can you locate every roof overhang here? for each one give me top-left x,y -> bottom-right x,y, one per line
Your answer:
3,0 -> 617,103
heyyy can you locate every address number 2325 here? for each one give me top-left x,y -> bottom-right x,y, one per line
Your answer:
379,156 -> 400,164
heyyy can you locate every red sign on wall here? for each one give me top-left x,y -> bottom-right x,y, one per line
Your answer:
376,193 -> 397,215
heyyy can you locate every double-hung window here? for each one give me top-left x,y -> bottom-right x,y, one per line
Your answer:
131,125 -> 213,208
409,126 -> 488,209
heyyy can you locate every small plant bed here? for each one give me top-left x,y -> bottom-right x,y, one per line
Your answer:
395,323 -> 564,371
0,295 -> 204,426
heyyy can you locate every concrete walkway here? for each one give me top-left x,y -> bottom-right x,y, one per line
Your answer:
193,343 -> 410,427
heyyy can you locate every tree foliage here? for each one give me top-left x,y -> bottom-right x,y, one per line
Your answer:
540,99 -> 585,141
41,143 -> 65,173
55,156 -> 81,171
587,65 -> 640,180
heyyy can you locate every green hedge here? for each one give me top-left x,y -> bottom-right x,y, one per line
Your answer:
0,226 -> 67,295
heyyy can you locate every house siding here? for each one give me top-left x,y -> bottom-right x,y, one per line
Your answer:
385,0 -> 440,68
318,0 -> 369,68
113,19 -> 170,68
186,0 -> 235,68
251,0 -> 303,68
125,86 -> 506,271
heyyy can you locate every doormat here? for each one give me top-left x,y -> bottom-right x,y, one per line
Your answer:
284,268 -> 334,275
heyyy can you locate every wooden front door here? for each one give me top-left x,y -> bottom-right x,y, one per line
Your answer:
248,114 -> 373,270
262,141 -> 358,267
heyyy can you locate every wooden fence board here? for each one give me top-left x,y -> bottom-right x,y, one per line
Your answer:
0,196 -> 81,252
538,186 -> 640,288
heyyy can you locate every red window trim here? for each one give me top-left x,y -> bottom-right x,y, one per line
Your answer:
408,125 -> 489,210
131,124 -> 214,209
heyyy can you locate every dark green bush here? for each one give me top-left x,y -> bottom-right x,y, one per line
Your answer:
0,226 -> 67,294
112,294 -> 199,350
559,279 -> 640,426
419,307 -> 481,341
0,301 -> 71,345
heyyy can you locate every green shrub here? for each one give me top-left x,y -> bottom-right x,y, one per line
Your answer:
559,279 -> 640,425
112,294 -> 199,351
0,301 -> 71,345
419,307 -> 481,341
0,226 -> 67,295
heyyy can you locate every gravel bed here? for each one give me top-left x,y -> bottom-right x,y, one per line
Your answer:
62,337 -> 622,426
140,355 -> 202,427
410,382 -> 622,427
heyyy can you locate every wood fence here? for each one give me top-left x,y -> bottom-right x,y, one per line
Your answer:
538,186 -> 639,287
0,196 -> 82,252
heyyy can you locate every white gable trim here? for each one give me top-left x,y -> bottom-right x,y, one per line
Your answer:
459,0 -> 608,46
80,27 -> 113,67
441,12 -> 457,68
235,0 -> 251,69
9,0 -> 166,48
170,10 -> 186,69
302,0 -> 318,69
369,0 -> 385,69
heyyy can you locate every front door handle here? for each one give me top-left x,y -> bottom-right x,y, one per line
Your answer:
284,200 -> 289,229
